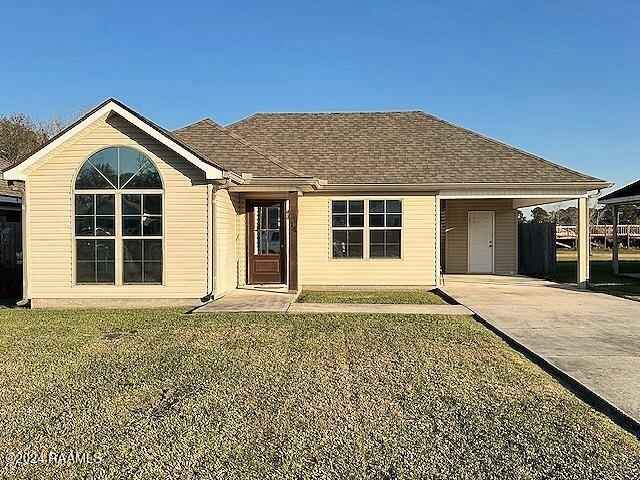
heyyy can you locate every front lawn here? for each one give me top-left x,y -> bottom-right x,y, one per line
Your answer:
296,289 -> 447,304
0,309 -> 638,479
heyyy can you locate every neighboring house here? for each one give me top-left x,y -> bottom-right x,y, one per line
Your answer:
0,99 -> 610,307
599,179 -> 640,275
0,159 -> 22,223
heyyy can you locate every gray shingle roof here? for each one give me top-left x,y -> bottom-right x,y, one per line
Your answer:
173,119 -> 308,179
225,111 -> 606,185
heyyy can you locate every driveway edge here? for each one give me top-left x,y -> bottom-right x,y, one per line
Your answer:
471,312 -> 640,440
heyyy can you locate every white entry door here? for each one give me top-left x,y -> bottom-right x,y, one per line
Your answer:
468,211 -> 494,273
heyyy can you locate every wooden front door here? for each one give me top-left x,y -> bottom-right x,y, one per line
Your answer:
247,200 -> 286,284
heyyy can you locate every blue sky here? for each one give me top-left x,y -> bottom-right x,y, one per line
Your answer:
1,0 -> 638,193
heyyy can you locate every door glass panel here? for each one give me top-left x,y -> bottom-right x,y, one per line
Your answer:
268,231 -> 280,254
254,205 -> 281,255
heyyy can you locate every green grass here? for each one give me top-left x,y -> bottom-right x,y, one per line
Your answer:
296,289 -> 447,304
543,258 -> 640,301
0,309 -> 638,479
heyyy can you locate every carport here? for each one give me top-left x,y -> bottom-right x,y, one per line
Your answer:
599,179 -> 640,276
440,190 -> 595,288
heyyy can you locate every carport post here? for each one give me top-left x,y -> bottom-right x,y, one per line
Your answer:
577,197 -> 590,288
612,205 -> 619,275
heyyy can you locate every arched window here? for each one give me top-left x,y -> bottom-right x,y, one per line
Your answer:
74,147 -> 163,285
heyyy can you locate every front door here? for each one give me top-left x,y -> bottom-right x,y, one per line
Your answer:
468,211 -> 494,273
247,200 -> 286,284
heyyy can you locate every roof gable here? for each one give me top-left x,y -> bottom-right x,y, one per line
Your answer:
2,99 -> 225,182
226,111 -> 608,187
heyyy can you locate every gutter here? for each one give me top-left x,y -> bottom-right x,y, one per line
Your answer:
321,181 -> 613,192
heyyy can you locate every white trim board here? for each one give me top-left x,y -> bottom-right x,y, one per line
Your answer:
2,99 -> 224,182
599,194 -> 640,205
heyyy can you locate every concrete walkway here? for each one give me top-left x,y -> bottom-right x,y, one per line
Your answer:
195,289 -> 473,315
195,289 -> 297,313
288,303 -> 472,315
443,274 -> 640,425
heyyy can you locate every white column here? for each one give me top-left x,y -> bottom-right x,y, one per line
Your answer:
612,205 -> 619,275
577,197 -> 590,288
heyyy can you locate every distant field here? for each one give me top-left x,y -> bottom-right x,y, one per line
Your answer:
557,248 -> 640,261
548,249 -> 640,301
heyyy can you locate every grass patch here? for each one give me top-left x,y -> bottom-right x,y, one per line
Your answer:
542,258 -> 640,301
296,289 -> 447,304
0,309 -> 638,478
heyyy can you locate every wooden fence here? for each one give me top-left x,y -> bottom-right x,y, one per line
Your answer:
0,222 -> 22,298
518,222 -> 557,275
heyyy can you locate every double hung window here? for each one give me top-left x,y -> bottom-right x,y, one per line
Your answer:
331,200 -> 364,258
331,199 -> 402,259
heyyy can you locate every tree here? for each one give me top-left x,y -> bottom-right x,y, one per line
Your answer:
0,113 -> 47,165
531,206 -> 552,223
517,210 -> 526,223
554,206 -> 578,225
0,112 -> 72,165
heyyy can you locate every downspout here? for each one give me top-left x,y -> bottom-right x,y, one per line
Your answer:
209,179 -> 234,300
210,184 -> 217,300
11,182 -> 29,307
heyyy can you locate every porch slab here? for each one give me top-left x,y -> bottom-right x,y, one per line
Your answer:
287,303 -> 473,315
194,289 -> 297,313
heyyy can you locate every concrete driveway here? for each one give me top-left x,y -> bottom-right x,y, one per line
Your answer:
443,274 -> 640,425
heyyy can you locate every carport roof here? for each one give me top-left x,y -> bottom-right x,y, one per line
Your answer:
599,179 -> 640,205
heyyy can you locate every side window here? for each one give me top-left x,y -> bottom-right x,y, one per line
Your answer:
74,146 -> 163,286
122,194 -> 163,284
74,194 -> 116,284
369,200 -> 402,258
331,200 -> 364,258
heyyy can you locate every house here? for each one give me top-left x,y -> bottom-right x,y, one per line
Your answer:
0,99 -> 610,307
599,179 -> 640,275
0,159 -> 22,223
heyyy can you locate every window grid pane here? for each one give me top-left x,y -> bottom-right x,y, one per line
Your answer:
74,186 -> 162,285
75,239 -> 115,284
122,194 -> 163,238
123,239 -> 162,284
369,200 -> 402,259
331,200 -> 364,259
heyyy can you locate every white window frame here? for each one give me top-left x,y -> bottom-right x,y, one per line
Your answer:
368,199 -> 403,260
72,146 -> 165,286
330,199 -> 365,259
73,192 -> 117,285
329,198 -> 404,261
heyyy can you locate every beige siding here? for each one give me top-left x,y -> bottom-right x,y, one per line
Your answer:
445,199 -> 517,274
236,197 -> 247,286
214,189 -> 242,296
27,114 -> 210,300
298,194 -> 438,286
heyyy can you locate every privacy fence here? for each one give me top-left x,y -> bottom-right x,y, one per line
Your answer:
0,222 -> 22,298
518,221 -> 557,275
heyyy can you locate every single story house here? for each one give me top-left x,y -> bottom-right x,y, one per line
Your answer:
599,179 -> 640,275
1,99 -> 610,307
